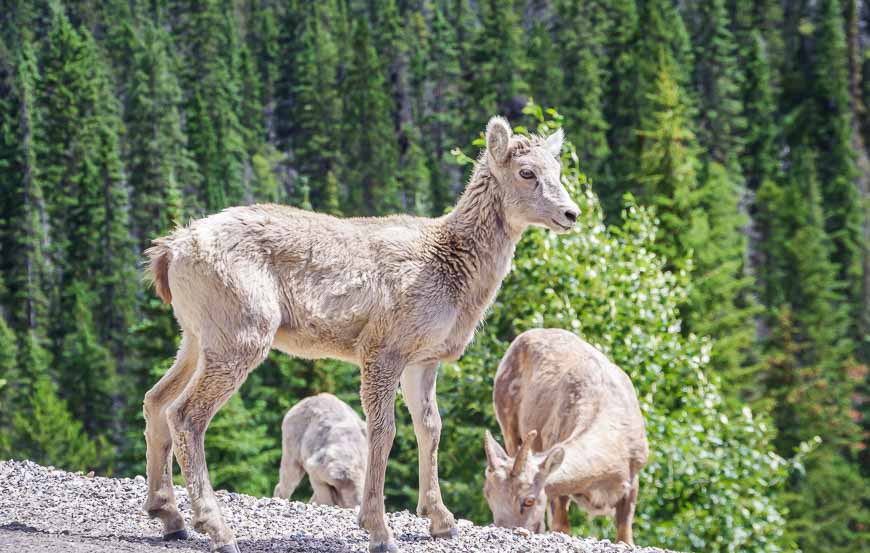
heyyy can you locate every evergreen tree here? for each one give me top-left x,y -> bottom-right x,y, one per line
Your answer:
569,47 -> 610,181
37,4 -> 136,356
123,21 -> 190,251
369,0 -> 408,135
633,56 -> 702,267
635,0 -> 693,110
469,0 -> 528,130
204,394 -> 278,497
323,171 -> 342,217
739,30 -> 779,190
0,38 -> 51,364
398,123 -> 431,215
273,0 -> 304,150
596,0 -> 639,213
11,376 -> 100,470
526,20 -> 564,111
755,148 -> 866,551
688,0 -> 745,170
552,0 -> 609,181
809,0 -> 864,335
343,19 -> 401,215
247,0 -> 279,141
425,3 -> 463,213
406,9 -> 429,126
756,149 -> 855,447
56,282 -> 118,448
178,0 -> 247,211
730,0 -> 784,76
288,3 -> 342,209
687,161 -> 757,389
636,57 -> 756,389
0,312 -> 18,454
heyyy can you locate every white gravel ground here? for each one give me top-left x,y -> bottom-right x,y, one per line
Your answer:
0,460 -> 677,553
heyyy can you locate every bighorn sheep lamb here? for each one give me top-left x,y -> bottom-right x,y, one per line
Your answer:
142,116 -> 579,553
273,393 -> 367,508
484,328 -> 648,544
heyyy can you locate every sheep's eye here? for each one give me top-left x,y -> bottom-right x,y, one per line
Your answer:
519,169 -> 535,180
522,497 -> 536,508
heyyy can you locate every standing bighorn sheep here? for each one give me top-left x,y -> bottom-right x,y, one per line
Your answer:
484,329 -> 648,544
142,116 -> 579,553
273,393 -> 367,508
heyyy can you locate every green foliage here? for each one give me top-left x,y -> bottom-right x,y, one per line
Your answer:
634,59 -> 702,267
0,38 -> 50,344
0,314 -> 18,454
205,394 -> 278,497
288,2 -> 343,209
468,0 -> 528,128
343,19 -> 401,215
11,376 -> 100,471
123,20 -> 194,247
423,3 -> 463,213
56,282 -> 117,443
688,0 -> 745,169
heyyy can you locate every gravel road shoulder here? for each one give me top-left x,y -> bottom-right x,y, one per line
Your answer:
0,460 -> 675,553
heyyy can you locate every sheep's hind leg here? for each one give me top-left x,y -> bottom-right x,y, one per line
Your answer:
615,477 -> 639,545
401,362 -> 456,539
168,339 -> 271,553
143,334 -> 199,540
273,458 -> 304,500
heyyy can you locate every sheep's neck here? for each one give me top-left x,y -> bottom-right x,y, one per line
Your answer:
436,160 -> 523,302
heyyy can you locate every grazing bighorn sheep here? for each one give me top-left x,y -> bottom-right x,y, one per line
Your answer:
484,328 -> 648,544
273,393 -> 367,508
142,116 -> 579,553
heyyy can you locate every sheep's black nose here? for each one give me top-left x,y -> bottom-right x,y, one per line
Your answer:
564,209 -> 578,224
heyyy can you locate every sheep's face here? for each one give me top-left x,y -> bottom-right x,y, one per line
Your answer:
485,117 -> 579,234
319,428 -> 367,508
329,475 -> 364,509
483,431 -> 565,533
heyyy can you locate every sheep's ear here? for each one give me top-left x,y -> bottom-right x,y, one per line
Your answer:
545,128 -> 564,158
486,116 -> 512,165
484,430 -> 509,468
541,446 -> 565,478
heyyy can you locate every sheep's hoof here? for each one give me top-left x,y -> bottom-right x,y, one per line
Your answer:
369,539 -> 398,553
163,529 -> 189,541
432,525 -> 458,539
215,544 -> 241,553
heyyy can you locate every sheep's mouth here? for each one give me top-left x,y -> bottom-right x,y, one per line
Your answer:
549,219 -> 573,231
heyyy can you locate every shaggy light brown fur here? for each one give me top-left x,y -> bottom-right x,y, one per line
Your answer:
142,117 -> 578,553
484,329 -> 648,545
273,393 -> 367,508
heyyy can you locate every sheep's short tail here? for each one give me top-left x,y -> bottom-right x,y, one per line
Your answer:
144,238 -> 173,304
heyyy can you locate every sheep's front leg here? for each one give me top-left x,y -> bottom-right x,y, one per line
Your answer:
357,352 -> 403,553
548,495 -> 571,533
401,363 -> 456,539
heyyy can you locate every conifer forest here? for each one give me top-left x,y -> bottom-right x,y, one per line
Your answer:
0,1 -> 868,551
